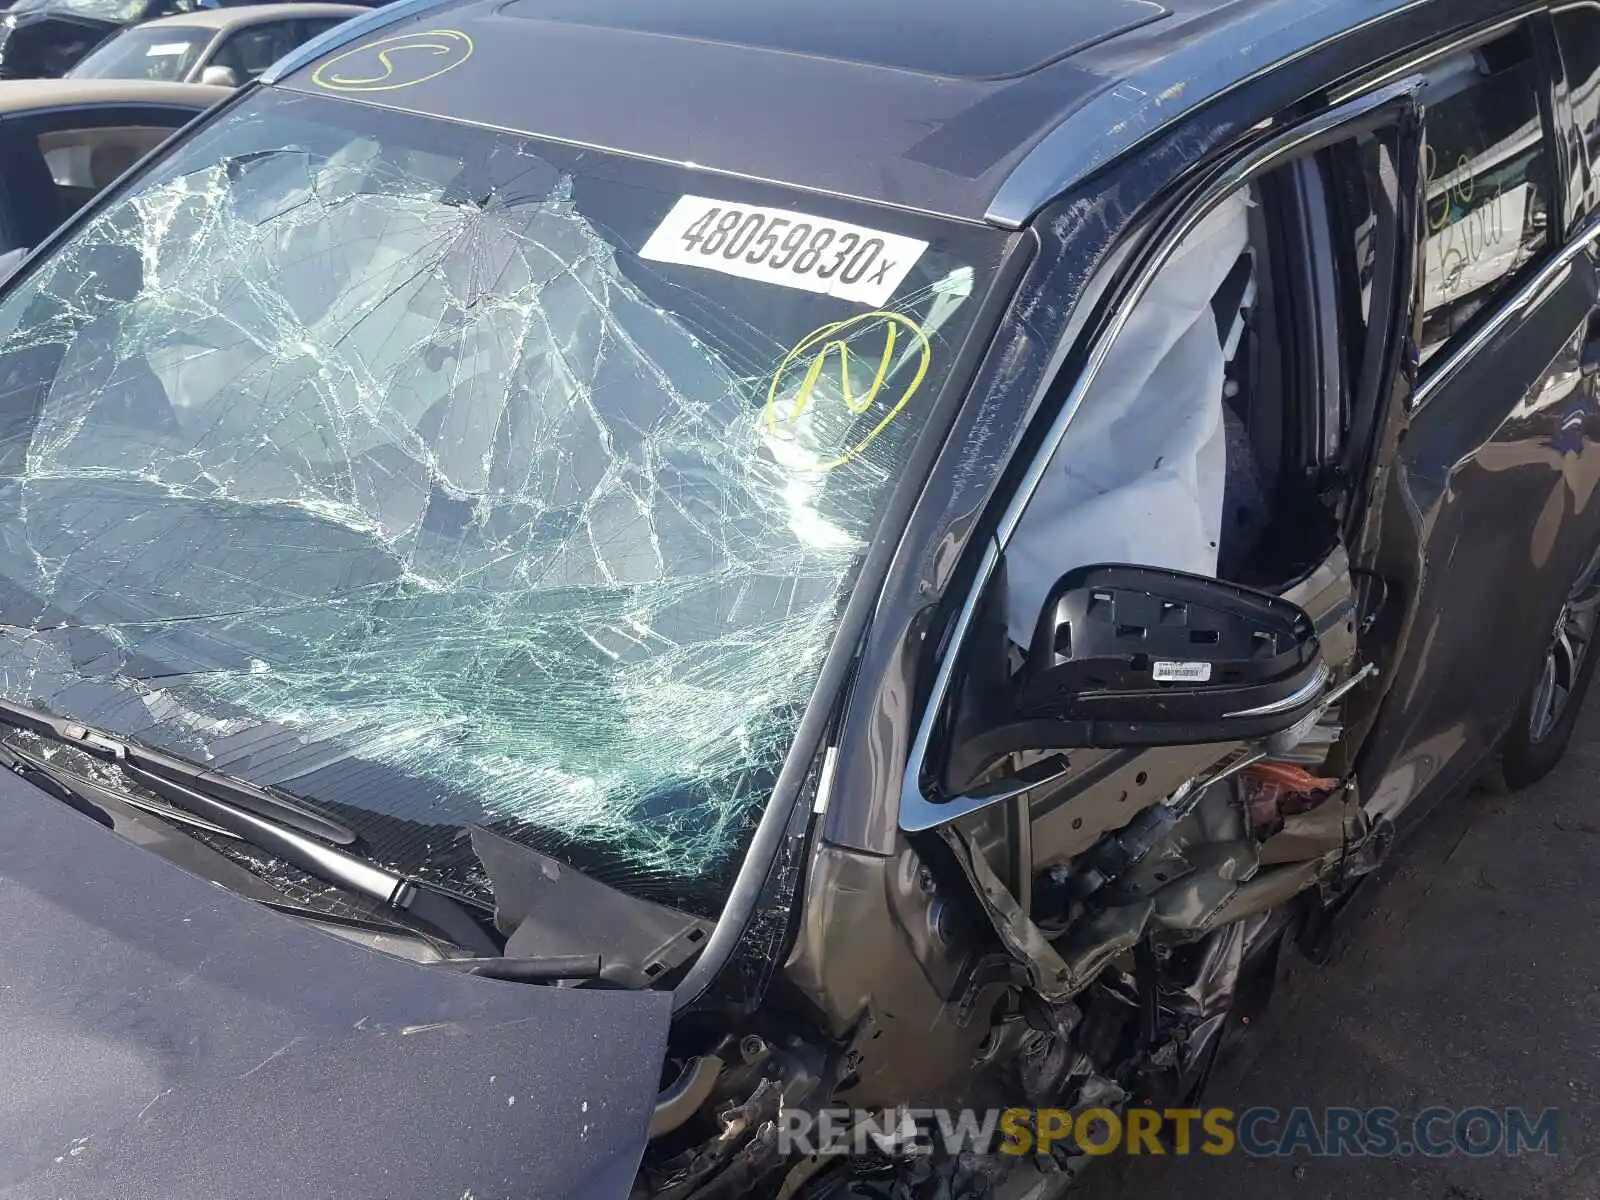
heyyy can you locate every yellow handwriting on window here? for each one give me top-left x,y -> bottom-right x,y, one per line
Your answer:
765,311 -> 931,471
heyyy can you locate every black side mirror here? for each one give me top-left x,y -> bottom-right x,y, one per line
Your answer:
1015,564 -> 1326,748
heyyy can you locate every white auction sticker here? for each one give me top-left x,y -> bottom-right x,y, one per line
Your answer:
1152,660 -> 1213,683
146,41 -> 190,55
638,195 -> 928,307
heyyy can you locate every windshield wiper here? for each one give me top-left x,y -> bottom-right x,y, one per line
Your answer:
0,698 -> 500,954
118,761 -> 499,954
0,696 -> 356,844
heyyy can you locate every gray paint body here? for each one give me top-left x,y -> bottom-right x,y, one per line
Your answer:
0,767 -> 670,1200
0,1 -> 1574,1197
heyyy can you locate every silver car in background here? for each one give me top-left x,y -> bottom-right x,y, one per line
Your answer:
65,2 -> 361,86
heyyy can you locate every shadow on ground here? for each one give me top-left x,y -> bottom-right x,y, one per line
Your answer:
1074,702 -> 1600,1200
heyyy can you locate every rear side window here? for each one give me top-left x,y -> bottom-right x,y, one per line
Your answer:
1556,2 -> 1600,212
297,17 -> 348,40
1416,27 -> 1552,364
212,21 -> 300,79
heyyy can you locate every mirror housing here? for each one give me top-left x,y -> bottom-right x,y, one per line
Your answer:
199,64 -> 240,87
1014,564 -> 1326,748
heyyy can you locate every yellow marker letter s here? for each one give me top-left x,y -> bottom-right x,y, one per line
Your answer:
311,29 -> 474,93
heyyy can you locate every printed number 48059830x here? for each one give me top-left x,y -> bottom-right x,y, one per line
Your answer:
638,195 -> 929,306
681,206 -> 887,284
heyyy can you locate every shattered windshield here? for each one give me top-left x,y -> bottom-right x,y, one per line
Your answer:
0,88 -> 1005,913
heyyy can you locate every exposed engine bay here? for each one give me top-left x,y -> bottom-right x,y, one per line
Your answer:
635,641 -> 1389,1199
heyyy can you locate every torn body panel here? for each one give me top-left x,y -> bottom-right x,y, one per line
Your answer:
775,113 -> 1378,1188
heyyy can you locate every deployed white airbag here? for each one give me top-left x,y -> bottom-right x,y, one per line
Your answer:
1005,189 -> 1251,645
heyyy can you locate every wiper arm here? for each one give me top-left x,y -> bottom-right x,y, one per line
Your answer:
117,761 -> 500,956
2,742 -> 500,956
0,696 -> 356,844
0,697 -> 502,954
1,731 -> 244,841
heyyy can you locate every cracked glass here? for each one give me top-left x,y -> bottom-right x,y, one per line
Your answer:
0,88 -> 1006,914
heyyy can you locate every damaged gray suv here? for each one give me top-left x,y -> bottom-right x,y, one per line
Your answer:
2,0 -> 1599,1196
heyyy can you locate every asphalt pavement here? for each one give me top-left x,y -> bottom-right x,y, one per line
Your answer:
1076,702 -> 1600,1200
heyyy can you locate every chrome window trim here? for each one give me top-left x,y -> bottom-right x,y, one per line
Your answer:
1361,8 -> 1569,411
1409,221 -> 1600,409
898,77 -> 1424,835
1222,662 -> 1332,718
1326,9 -> 1534,105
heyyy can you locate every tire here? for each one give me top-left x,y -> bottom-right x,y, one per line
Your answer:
1496,547 -> 1600,791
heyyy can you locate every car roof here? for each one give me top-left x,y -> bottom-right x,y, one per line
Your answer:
268,0 -> 1533,227
137,3 -> 367,33
0,77 -> 231,112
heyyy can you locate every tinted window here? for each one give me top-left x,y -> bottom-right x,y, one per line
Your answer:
1418,29 -> 1551,364
297,16 -> 349,39
1556,2 -> 1600,209
65,25 -> 209,80
211,20 -> 298,78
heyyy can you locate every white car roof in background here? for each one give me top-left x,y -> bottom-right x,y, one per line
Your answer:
134,3 -> 367,33
0,77 -> 232,112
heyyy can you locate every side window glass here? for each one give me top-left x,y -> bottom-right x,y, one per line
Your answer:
38,124 -> 183,218
1555,2 -> 1600,210
213,23 -> 298,79
298,18 -> 347,40
1417,28 -> 1552,365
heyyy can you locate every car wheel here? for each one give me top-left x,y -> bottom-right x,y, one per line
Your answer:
1497,546 -> 1600,790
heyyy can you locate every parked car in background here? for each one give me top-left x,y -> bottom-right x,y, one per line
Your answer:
0,77 -> 223,256
64,3 -> 362,86
0,0 -> 376,80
